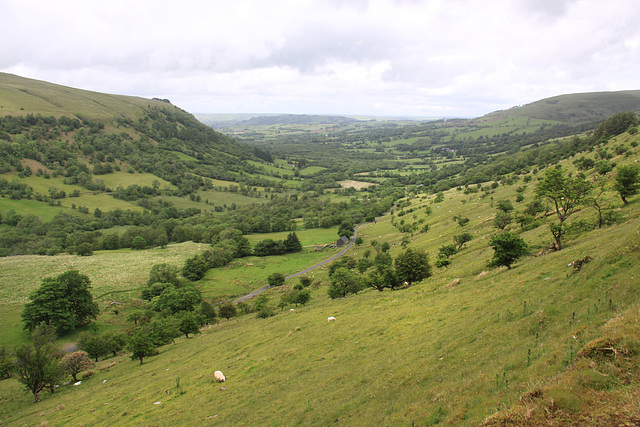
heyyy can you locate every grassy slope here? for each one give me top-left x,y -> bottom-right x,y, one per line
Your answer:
3,130 -> 640,425
484,90 -> 640,124
0,243 -> 206,347
0,72 -> 182,120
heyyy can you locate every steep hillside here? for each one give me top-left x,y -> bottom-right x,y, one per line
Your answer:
0,73 -> 182,120
485,90 -> 640,124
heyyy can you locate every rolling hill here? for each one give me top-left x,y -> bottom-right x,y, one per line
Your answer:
484,90 -> 640,124
0,72 -> 185,121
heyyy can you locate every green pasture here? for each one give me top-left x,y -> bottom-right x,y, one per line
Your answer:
247,160 -> 294,175
299,166 -> 327,176
170,151 -> 198,162
199,249 -> 334,300
2,207 -> 639,424
0,198 -> 64,222
19,175 -> 82,196
243,226 -> 340,247
191,190 -> 266,207
98,172 -> 174,190
0,242 -> 205,346
59,193 -> 142,212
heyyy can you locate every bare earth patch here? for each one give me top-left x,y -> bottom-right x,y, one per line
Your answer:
337,180 -> 378,189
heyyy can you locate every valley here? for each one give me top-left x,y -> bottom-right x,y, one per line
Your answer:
1,73 -> 640,425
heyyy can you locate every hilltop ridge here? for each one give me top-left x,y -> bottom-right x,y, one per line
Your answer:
0,72 -> 185,121
484,90 -> 640,124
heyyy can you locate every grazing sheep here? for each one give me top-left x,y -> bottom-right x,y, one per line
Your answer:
327,316 -> 336,322
214,370 -> 226,382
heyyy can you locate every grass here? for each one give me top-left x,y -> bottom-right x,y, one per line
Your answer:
0,242 -> 205,347
0,72 -> 182,120
97,172 -> 174,191
2,133 -> 640,424
60,193 -> 141,212
243,226 -> 340,247
0,198 -> 64,222
198,249 -> 334,300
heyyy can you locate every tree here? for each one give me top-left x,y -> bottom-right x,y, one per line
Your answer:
79,333 -> 108,362
103,331 -> 127,357
394,248 -> 431,286
218,302 -> 237,320
154,233 -> 169,249
493,211 -> 513,230
293,289 -> 311,306
178,312 -> 201,338
127,329 -> 156,365
181,254 -> 209,281
131,236 -> 147,250
254,239 -> 286,256
613,163 -> 640,205
535,167 -> 591,250
337,221 -> 355,239
299,276 -> 312,288
153,284 -> 202,314
199,300 -> 218,324
496,200 -> 514,213
102,233 -> 120,250
488,232 -> 529,269
0,346 -> 12,380
60,351 -> 94,382
453,232 -> 473,250
438,244 -> 457,259
22,270 -> 99,334
267,272 -> 286,287
147,264 -> 181,287
76,242 -> 93,256
366,265 -> 398,291
14,325 -> 61,403
327,267 -> 363,298
283,232 -> 302,253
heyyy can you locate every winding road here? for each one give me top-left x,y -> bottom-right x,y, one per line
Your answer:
232,223 -> 366,303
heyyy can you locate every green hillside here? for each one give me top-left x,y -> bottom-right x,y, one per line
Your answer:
485,90 -> 640,124
2,75 -> 640,425
0,73 -> 182,120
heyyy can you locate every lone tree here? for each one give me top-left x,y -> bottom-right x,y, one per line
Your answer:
22,270 -> 99,334
488,232 -> 528,269
60,351 -> 94,382
283,232 -> 303,253
218,302 -> 237,320
453,232 -> 473,250
613,163 -> 640,205
535,167 -> 591,250
394,248 -> 432,286
327,267 -> 363,298
127,329 -> 156,365
267,272 -> 286,287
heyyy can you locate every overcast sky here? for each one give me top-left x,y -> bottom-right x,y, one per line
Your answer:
1,0 -> 639,118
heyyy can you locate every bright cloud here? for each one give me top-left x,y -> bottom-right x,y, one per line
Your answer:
1,0 -> 639,117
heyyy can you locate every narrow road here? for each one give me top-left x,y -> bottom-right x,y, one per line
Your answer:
232,223 -> 365,303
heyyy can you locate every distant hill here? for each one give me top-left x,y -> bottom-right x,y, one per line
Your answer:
0,72 -> 187,121
484,90 -> 640,124
197,113 -> 362,128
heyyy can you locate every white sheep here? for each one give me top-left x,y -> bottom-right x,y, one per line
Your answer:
327,316 -> 336,322
214,370 -> 226,382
